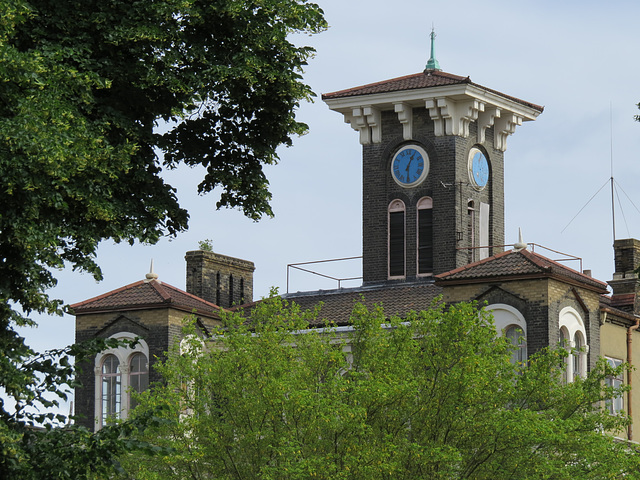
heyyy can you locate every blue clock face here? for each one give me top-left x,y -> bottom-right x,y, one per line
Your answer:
469,148 -> 489,189
391,146 -> 429,187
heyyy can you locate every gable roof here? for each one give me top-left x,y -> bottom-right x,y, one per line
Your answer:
281,282 -> 443,326
322,70 -> 544,112
435,249 -> 608,293
70,279 -> 223,319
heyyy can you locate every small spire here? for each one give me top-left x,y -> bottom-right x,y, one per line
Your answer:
145,259 -> 159,282
425,26 -> 442,72
513,228 -> 528,251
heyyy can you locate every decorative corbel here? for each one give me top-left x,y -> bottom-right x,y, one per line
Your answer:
494,113 -> 522,152
394,103 -> 413,140
426,98 -> 446,136
477,107 -> 500,144
343,106 -> 381,145
363,106 -> 382,143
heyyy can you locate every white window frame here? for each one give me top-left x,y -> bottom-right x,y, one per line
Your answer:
94,332 -> 149,430
486,304 -> 527,364
605,357 -> 624,415
558,306 -> 588,382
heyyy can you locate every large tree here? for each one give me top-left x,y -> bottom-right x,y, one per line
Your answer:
124,297 -> 638,479
0,0 -> 326,476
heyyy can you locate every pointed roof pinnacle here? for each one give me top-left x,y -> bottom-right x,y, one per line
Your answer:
425,27 -> 441,72
513,228 -> 528,251
145,259 -> 159,282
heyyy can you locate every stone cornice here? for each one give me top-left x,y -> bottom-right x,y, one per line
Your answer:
324,83 -> 541,151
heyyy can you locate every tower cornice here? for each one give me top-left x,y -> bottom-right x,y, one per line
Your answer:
323,73 -> 542,151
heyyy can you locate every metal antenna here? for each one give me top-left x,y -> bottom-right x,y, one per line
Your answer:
610,102 -> 616,243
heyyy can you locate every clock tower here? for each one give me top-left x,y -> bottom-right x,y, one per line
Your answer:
323,31 -> 543,285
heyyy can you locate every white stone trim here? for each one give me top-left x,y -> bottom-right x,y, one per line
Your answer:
325,83 -> 541,149
394,103 -> 413,140
94,332 -> 149,430
343,106 -> 382,144
559,306 -> 588,381
485,304 -> 527,336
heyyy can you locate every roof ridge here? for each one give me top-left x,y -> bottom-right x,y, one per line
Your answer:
159,282 -> 224,311
520,249 -> 607,287
322,70 -> 468,99
70,280 -> 146,309
149,280 -> 173,302
436,249 -> 514,278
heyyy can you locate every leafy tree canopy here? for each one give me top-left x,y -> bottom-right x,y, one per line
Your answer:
125,297 -> 638,479
0,0 -> 325,475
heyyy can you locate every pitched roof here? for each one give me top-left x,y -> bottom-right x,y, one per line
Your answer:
282,282 -> 443,326
435,249 -> 608,293
70,279 -> 222,319
322,70 -> 544,112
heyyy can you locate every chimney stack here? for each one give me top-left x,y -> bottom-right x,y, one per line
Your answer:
185,250 -> 255,308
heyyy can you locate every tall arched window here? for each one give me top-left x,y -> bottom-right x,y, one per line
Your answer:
100,354 -> 121,426
505,325 -> 527,365
559,306 -> 588,382
95,333 -> 150,430
388,200 -> 405,278
128,352 -> 149,410
417,197 -> 433,275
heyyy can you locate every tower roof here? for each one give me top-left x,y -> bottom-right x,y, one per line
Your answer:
322,70 -> 543,113
323,69 -> 543,151
70,279 -> 223,318
435,249 -> 608,293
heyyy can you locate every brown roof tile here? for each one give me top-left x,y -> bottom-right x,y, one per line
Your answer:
322,70 -> 544,112
70,280 -> 222,319
282,282 -> 443,326
435,249 -> 607,293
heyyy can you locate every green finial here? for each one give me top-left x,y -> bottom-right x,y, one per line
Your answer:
425,27 -> 441,71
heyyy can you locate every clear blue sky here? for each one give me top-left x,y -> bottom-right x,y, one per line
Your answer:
18,0 -> 640,383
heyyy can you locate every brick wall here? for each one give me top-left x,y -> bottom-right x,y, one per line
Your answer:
441,277 -> 601,369
185,250 -> 255,307
362,107 -> 504,284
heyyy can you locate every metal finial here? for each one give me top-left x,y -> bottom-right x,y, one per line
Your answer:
425,27 -> 442,72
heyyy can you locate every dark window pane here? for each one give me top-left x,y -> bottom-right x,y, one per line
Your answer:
389,211 -> 405,277
418,208 -> 433,274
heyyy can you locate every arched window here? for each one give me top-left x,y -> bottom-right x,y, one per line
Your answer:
388,200 -> 405,278
505,325 -> 527,365
486,304 -> 527,365
417,197 -> 433,275
559,306 -> 588,382
95,333 -> 150,430
128,352 -> 149,410
100,354 -> 121,426
573,331 -> 586,380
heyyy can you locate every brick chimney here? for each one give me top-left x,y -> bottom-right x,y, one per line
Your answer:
608,238 -> 640,315
185,250 -> 255,308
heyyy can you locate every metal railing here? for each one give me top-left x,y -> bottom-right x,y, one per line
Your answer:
286,256 -> 363,293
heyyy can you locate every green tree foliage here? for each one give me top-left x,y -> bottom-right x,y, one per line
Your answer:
124,297 -> 638,479
0,0 -> 325,476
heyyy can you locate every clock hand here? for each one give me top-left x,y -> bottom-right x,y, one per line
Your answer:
405,154 -> 414,177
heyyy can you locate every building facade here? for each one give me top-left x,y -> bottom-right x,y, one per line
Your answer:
72,52 -> 640,440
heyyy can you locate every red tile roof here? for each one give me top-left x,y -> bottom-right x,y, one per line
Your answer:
281,282 -> 443,326
322,70 -> 544,113
435,249 -> 608,293
70,279 -> 222,318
